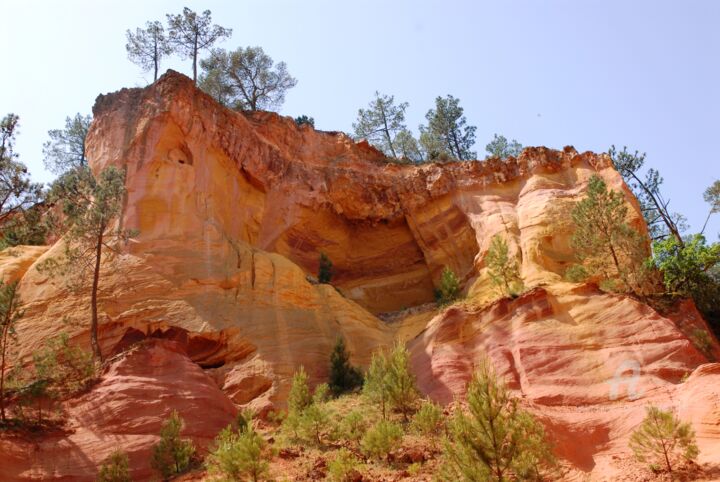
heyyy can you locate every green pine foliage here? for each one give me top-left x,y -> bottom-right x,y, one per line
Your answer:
361,419 -> 403,461
363,343 -> 417,420
435,266 -> 461,306
629,406 -> 699,474
287,366 -> 312,414
328,448 -> 360,482
329,337 -> 363,396
283,368 -> 333,446
440,362 -> 557,481
150,410 -> 196,479
412,400 -> 444,438
318,252 -> 334,284
206,425 -> 269,482
363,350 -> 391,420
97,450 -> 131,482
0,281 -> 21,423
339,410 -> 368,442
568,175 -> 650,295
486,235 -> 524,297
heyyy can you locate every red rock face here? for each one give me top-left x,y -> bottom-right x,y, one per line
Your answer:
1,70 -> 719,480
0,339 -> 236,481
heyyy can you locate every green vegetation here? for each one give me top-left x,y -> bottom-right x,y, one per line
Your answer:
629,406 -> 698,474
0,281 -> 21,423
352,92 -> 410,159
361,419 -> 403,461
42,113 -> 92,175
125,21 -> 172,82
150,410 -> 196,479
412,400 -> 444,438
294,115 -> 315,127
420,95 -> 477,161
328,448 -> 360,481
441,362 -> 557,481
97,450 -> 131,482
206,424 -> 269,482
0,113 -> 43,248
166,8 -> 232,83
435,266 -> 461,306
199,46 -> 297,111
318,252 -> 333,284
283,367 -> 334,446
287,366 -> 312,413
38,166 -> 135,362
338,410 -> 368,442
486,234 -> 524,297
485,134 -> 523,159
328,337 -> 363,396
567,175 -> 649,295
363,343 -> 417,421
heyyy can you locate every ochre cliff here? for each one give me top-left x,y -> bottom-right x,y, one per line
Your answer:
1,70 -> 718,480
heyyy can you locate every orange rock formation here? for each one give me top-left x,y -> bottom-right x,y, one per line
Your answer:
1,70 -> 718,480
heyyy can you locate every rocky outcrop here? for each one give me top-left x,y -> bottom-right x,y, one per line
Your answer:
2,70 -> 719,480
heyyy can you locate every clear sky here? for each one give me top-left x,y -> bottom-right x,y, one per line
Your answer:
2,0 -> 718,237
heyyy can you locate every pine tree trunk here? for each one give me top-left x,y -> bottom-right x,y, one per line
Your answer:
91,229 -> 104,362
0,319 -> 9,422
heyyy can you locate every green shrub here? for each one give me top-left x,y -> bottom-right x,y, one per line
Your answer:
97,450 -> 131,482
294,115 -> 315,127
329,337 -> 363,396
328,448 -> 360,482
298,401 -> 331,446
440,362 -> 557,481
206,425 -> 269,482
630,406 -> 699,474
486,234 -> 524,297
339,410 -> 367,442
150,410 -> 195,479
287,366 -> 312,413
690,328 -> 713,357
318,252 -> 334,284
361,420 -> 403,461
435,266 -> 460,306
412,400 -> 444,437
363,343 -> 417,421
565,264 -> 589,283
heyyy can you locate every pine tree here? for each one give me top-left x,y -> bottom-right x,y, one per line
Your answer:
150,410 -> 195,479
206,425 -> 268,482
387,342 -> 417,421
166,8 -> 232,83
318,252 -> 333,284
485,134 -> 523,159
287,366 -> 312,414
363,350 -> 391,420
352,92 -> 409,158
441,362 -> 557,481
629,406 -> 699,474
435,266 -> 461,306
38,166 -> 136,362
42,113 -> 92,174
568,175 -> 649,295
125,20 -> 172,82
361,420 -> 403,461
328,337 -> 363,396
0,281 -> 21,423
486,235 -> 524,297
420,95 -> 477,161
97,450 -> 131,482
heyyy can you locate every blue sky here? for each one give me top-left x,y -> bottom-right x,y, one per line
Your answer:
2,0 -> 718,237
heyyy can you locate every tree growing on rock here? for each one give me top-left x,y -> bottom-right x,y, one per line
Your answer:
0,281 -> 21,423
435,266 -> 461,306
441,361 -> 557,481
328,337 -> 363,396
567,175 -> 649,295
318,252 -> 333,284
151,410 -> 196,479
1,113 -> 43,228
97,450 -> 132,482
39,166 -> 136,362
486,234 -> 524,297
420,95 -> 476,161
166,7 -> 232,83
206,424 -> 269,482
485,134 -> 523,159
609,146 -> 686,244
126,20 -> 172,82
702,180 -> 720,234
42,113 -> 92,175
629,406 -> 698,474
352,92 -> 409,159
199,46 -> 297,111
